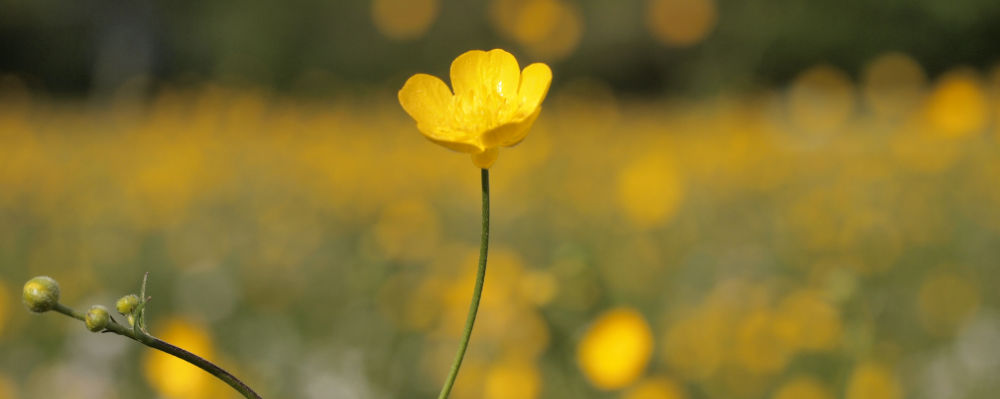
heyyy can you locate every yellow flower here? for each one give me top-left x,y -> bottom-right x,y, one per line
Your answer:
577,307 -> 654,390
845,362 -> 902,399
398,49 -> 552,168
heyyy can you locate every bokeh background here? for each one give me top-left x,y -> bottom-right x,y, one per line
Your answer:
2,0 -> 1000,398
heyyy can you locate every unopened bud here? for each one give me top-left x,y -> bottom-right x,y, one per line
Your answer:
23,276 -> 60,313
85,305 -> 111,332
116,294 -> 140,315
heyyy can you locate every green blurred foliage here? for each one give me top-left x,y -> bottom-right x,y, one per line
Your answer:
1,1 -> 1000,398
2,0 -> 1000,95
0,61 -> 999,397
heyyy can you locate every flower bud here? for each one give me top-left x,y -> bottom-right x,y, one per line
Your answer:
23,276 -> 60,313
85,305 -> 111,332
116,294 -> 140,315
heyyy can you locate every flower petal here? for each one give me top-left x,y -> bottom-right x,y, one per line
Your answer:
481,106 -> 542,148
398,73 -> 453,127
518,63 -> 552,116
423,130 -> 483,154
450,49 -> 521,101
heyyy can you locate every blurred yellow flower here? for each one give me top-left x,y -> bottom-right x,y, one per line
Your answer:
845,362 -> 902,399
646,0 -> 718,47
861,52 -> 926,119
518,269 -> 559,306
786,64 -> 855,136
772,376 -> 833,399
144,319 -> 230,399
508,0 -> 584,61
398,49 -> 552,168
618,154 -> 684,229
775,289 -> 842,352
577,307 -> 654,390
735,309 -> 792,374
484,359 -> 542,399
371,0 -> 440,41
925,69 -> 988,139
621,376 -> 687,399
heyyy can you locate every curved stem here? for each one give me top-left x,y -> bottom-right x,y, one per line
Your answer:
437,168 -> 490,399
101,320 -> 263,399
145,335 -> 262,399
50,300 -> 263,399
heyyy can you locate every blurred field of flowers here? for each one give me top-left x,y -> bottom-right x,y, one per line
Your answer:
1,48 -> 999,398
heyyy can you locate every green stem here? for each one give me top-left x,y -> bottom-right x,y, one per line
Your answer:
103,320 -> 262,398
53,303 -> 85,322
53,303 -> 262,399
144,334 -> 262,399
437,168 -> 490,399
103,320 -> 262,399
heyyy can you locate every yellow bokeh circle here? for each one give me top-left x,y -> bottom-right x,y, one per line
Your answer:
734,309 -> 792,374
618,154 -> 684,229
519,269 -> 559,306
511,0 -> 563,45
144,319 -> 227,399
646,0 -> 718,47
786,64 -> 856,135
484,359 -> 542,399
371,0 -> 440,41
621,376 -> 687,399
845,362 -> 902,399
924,69 -> 989,139
775,289 -> 842,352
862,52 -> 927,119
577,307 -> 655,390
490,0 -> 584,61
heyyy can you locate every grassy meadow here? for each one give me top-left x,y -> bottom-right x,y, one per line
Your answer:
1,55 -> 999,399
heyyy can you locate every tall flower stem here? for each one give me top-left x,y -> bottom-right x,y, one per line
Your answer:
438,168 -> 490,399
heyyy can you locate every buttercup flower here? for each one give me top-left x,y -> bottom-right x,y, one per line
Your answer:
399,49 -> 552,168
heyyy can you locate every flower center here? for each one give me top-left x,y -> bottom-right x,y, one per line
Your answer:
448,82 -> 520,140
